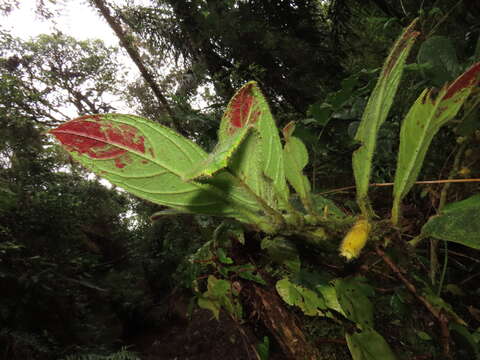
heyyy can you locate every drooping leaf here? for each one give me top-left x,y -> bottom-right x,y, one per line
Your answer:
420,194 -> 480,249
50,114 -> 263,224
346,330 -> 397,360
417,35 -> 460,86
352,19 -> 419,216
282,122 -> 314,212
219,81 -> 288,209
391,63 -> 480,224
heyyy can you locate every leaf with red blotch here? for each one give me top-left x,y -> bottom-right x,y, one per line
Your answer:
352,18 -> 419,216
50,114 -> 262,221
185,83 -> 262,182
216,81 -> 288,210
392,61 -> 480,223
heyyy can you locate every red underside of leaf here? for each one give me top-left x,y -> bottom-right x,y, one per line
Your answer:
229,83 -> 259,131
444,62 -> 480,100
50,115 -> 145,162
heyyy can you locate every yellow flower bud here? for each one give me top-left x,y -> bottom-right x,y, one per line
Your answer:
339,219 -> 371,260
458,167 -> 471,176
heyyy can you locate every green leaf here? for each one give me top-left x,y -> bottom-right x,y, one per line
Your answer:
392,63 -> 480,224
50,114 -> 262,224
308,102 -> 332,126
311,194 -> 347,219
185,125 -> 251,180
352,19 -> 419,216
346,330 -> 397,360
415,330 -> 432,341
334,277 -> 375,329
207,275 -> 230,297
261,236 -> 301,273
417,35 -> 460,86
257,336 -> 270,360
450,323 -> 480,359
234,264 -> 266,285
314,284 -> 345,316
217,248 -> 234,264
219,81 -> 288,209
276,278 -> 325,316
198,297 -> 221,320
199,276 -> 241,320
420,194 -> 480,249
282,122 -> 314,212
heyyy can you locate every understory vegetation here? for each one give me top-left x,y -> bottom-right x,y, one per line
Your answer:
1,1 -> 480,359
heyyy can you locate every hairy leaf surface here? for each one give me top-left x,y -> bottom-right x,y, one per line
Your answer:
352,19 -> 419,215
392,62 -> 480,223
218,81 -> 288,209
420,194 -> 480,249
50,114 -> 261,222
185,125 -> 251,180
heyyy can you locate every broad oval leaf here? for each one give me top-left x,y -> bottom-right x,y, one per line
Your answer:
50,114 -> 261,222
391,62 -> 480,224
417,35 -> 460,86
420,194 -> 480,249
352,19 -> 419,216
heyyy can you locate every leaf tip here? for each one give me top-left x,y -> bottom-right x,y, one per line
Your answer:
444,62 -> 480,100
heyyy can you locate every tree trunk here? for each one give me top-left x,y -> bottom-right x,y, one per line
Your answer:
251,284 -> 320,360
90,0 -> 184,134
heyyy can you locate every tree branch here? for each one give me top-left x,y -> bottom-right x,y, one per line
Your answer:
90,0 -> 184,134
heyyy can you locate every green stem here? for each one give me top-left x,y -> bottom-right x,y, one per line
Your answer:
437,241 -> 448,296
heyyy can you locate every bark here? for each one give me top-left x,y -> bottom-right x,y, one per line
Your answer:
251,284 -> 320,360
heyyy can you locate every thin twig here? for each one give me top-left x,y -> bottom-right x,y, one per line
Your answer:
90,0 -> 184,134
319,178 -> 480,195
